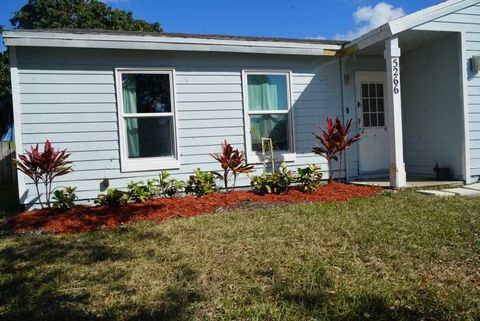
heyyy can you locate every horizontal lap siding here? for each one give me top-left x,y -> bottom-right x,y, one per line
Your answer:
16,48 -> 342,204
402,34 -> 463,178
416,3 -> 480,179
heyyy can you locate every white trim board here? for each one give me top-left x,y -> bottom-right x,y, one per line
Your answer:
459,32 -> 472,183
3,30 -> 342,56
344,0 -> 480,53
9,47 -> 27,204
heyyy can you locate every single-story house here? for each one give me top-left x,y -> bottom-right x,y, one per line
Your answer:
3,0 -> 480,206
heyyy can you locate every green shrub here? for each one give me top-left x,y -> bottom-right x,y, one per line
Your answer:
296,164 -> 323,193
250,163 -> 294,195
95,188 -> 129,207
158,171 -> 186,197
127,179 -> 159,203
185,168 -> 219,197
52,186 -> 78,211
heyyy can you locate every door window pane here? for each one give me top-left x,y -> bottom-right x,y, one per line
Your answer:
361,82 -> 385,128
247,75 -> 288,111
376,84 -> 383,97
378,113 -> 385,126
361,84 -> 369,98
370,113 -> 378,127
363,113 -> 370,127
126,117 -> 174,158
122,74 -> 171,114
250,114 -> 288,151
362,99 -> 370,112
378,98 -> 384,112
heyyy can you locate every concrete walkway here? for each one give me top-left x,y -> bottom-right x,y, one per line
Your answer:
418,183 -> 480,197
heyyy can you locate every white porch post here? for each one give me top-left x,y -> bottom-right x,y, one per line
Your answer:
384,37 -> 407,188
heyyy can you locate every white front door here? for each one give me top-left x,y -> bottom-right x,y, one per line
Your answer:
356,72 -> 389,175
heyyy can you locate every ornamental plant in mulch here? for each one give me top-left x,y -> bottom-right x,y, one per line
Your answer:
210,140 -> 254,192
14,140 -> 73,208
313,117 -> 361,183
10,183 -> 383,234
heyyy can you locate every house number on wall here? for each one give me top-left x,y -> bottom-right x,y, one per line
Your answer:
392,58 -> 400,95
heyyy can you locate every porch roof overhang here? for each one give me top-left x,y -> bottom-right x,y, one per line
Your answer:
2,29 -> 346,57
343,0 -> 480,55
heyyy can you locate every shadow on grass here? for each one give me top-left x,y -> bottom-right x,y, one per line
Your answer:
274,267 -> 456,321
0,184 -> 20,218
0,234 -> 202,321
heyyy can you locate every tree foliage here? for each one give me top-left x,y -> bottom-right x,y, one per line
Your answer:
10,0 -> 162,31
0,0 -> 162,139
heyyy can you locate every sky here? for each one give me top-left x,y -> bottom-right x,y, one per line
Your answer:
0,0 -> 440,51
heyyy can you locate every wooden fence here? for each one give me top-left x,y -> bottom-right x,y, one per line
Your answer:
0,141 -> 17,185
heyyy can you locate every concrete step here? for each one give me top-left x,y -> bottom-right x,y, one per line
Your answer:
417,190 -> 455,197
463,183 -> 480,191
442,187 -> 480,196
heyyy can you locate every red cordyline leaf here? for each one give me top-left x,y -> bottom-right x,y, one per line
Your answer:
14,140 -> 73,208
210,140 -> 254,191
313,116 -> 360,183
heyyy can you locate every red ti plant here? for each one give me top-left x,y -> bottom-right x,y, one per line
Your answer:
210,140 -> 254,192
313,117 -> 361,183
14,140 -> 73,208
313,117 -> 339,184
335,118 -> 361,181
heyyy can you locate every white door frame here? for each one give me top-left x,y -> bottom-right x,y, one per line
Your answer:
355,71 -> 389,176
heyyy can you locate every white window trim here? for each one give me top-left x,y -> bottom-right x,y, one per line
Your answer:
241,69 -> 296,164
115,68 -> 180,172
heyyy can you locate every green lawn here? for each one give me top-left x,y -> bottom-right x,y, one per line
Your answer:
0,191 -> 479,321
0,184 -> 19,218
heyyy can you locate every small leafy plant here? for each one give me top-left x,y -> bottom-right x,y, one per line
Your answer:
296,164 -> 323,193
14,140 -> 73,208
313,117 -> 360,183
158,171 -> 185,197
250,163 -> 294,195
127,179 -> 159,203
210,140 -> 254,192
95,188 -> 129,207
185,168 -> 219,197
52,186 -> 78,211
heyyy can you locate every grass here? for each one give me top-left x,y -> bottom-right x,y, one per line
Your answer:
0,191 -> 479,321
0,184 -> 19,218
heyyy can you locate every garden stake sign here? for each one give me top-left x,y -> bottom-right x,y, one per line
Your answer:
261,137 -> 275,174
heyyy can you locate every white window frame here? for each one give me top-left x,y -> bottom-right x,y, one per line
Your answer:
115,68 -> 180,172
241,69 -> 296,164
355,72 -> 387,130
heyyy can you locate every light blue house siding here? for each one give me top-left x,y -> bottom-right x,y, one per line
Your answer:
16,47 -> 346,202
401,33 -> 463,178
415,3 -> 480,179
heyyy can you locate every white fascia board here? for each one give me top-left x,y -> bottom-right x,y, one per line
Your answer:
2,31 -> 342,56
345,0 -> 480,53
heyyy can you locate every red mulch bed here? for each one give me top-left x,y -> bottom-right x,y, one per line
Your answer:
10,183 -> 383,234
